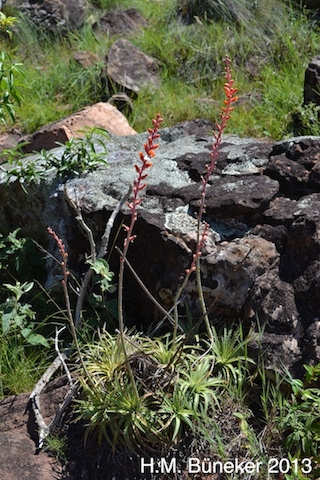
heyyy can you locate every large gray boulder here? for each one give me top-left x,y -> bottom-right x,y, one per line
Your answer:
1,122 -> 320,373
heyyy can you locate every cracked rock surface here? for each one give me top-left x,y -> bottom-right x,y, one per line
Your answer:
1,124 -> 320,373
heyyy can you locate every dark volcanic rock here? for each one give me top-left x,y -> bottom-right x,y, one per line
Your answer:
94,8 -> 149,36
249,333 -> 301,373
266,136 -> 320,196
106,39 -> 161,94
202,236 -> 279,312
175,135 -> 272,180
9,0 -> 86,32
265,155 -> 309,195
249,223 -> 288,254
280,193 -> 320,283
178,174 -> 279,220
262,196 -> 298,227
304,320 -> 320,364
246,269 -> 301,335
304,55 -> 320,106
1,127 -> 320,373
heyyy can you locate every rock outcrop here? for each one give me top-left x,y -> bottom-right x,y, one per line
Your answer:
0,376 -> 68,480
106,39 -> 161,94
304,56 -> 320,106
94,8 -> 149,36
1,123 -> 320,374
7,0 -> 86,32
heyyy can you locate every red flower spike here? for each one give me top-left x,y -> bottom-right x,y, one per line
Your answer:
122,114 -> 163,256
47,226 -> 70,282
189,57 -> 237,279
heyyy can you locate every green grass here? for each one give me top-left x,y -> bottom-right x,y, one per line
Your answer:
0,338 -> 48,397
0,0 -> 318,138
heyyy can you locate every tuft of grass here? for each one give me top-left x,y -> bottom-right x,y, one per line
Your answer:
0,339 -> 48,397
176,0 -> 255,24
44,432 -> 68,462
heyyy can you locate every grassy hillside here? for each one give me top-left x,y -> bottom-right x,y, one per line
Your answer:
1,0 -> 319,139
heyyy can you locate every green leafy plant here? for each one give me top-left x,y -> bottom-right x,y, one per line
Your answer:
0,50 -> 24,124
44,433 -> 68,462
178,356 -> 225,413
3,128 -> 109,187
3,156 -> 47,189
88,258 -> 115,293
0,228 -> 26,270
0,337 -> 48,397
0,11 -> 18,39
292,102 -> 320,136
279,364 -> 320,458
209,325 -> 255,383
0,228 -> 47,289
0,280 -> 49,347
0,12 -> 23,123
40,128 -> 109,177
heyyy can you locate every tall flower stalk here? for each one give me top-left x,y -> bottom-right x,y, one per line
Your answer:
117,114 -> 163,397
198,55 -> 238,222
196,56 -> 238,338
174,56 -> 238,340
47,227 -> 90,383
173,221 -> 209,342
118,114 -> 163,337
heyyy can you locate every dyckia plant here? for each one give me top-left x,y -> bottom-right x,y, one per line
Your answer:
117,113 -> 163,337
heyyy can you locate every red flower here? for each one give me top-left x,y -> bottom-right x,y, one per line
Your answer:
122,114 -> 163,251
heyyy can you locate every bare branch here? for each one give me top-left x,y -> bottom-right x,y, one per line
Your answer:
74,190 -> 130,328
55,326 -> 73,386
28,354 -> 67,448
48,382 -> 80,433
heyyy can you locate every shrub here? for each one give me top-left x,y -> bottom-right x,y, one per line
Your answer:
0,12 -> 24,124
0,51 -> 24,124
